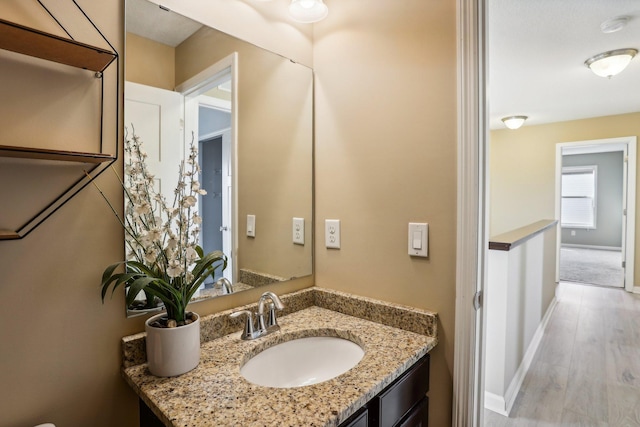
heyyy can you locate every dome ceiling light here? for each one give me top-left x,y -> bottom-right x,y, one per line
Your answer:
585,48 -> 638,78
501,115 -> 528,130
289,0 -> 328,23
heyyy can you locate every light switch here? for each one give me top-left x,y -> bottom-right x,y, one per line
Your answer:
247,214 -> 256,237
408,223 -> 428,257
412,231 -> 423,250
293,217 -> 305,245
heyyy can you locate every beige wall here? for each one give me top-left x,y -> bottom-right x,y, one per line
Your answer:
125,33 -> 175,90
0,1 -> 311,426
313,0 -> 458,425
1,0 -> 458,425
490,112 -> 640,284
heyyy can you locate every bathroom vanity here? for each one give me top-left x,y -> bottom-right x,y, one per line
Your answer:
122,288 -> 438,427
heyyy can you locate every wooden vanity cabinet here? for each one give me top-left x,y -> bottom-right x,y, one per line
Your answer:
340,353 -> 430,427
140,353 -> 430,427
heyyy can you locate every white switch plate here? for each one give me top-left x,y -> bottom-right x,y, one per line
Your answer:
325,219 -> 341,249
247,214 -> 256,237
408,222 -> 428,257
293,217 -> 305,245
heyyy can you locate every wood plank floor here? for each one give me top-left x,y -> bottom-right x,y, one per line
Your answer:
484,282 -> 640,427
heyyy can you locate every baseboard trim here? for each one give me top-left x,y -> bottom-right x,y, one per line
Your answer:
561,244 -> 622,251
484,391 -> 508,416
484,296 -> 559,416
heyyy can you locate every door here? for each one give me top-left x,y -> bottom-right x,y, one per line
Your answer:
124,82 -> 184,204
184,90 -> 233,283
556,138 -> 636,291
199,128 -> 232,283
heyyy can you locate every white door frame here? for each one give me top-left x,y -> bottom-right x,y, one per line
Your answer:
555,137 -> 637,293
176,53 -> 239,284
453,0 -> 488,425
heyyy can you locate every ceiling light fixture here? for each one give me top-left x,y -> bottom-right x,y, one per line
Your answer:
289,0 -> 328,23
585,48 -> 638,78
501,116 -> 528,130
600,16 -> 629,34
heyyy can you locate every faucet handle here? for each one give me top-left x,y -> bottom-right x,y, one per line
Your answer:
230,310 -> 255,340
266,302 -> 280,329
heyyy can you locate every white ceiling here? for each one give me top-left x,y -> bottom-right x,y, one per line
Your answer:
126,0 -> 202,47
489,0 -> 640,129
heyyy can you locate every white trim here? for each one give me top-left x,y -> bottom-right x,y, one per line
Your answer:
198,94 -> 231,112
626,141 -> 637,293
563,142 -> 627,155
555,136 -> 636,292
562,243 -> 622,251
453,0 -> 487,425
199,127 -> 232,142
484,297 -> 558,416
484,392 -> 508,416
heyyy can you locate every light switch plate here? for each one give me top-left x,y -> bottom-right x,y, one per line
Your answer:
247,214 -> 256,237
408,222 -> 428,257
325,219 -> 341,249
293,217 -> 305,245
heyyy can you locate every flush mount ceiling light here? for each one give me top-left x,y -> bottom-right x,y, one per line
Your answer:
600,16 -> 629,34
501,115 -> 528,130
289,0 -> 328,23
585,48 -> 638,78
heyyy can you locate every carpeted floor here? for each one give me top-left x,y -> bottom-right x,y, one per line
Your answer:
559,247 -> 624,287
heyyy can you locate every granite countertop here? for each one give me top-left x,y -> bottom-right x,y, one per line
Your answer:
122,288 -> 438,427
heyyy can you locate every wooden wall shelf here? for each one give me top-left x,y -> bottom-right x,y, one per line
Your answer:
0,18 -> 116,72
0,3 -> 119,241
0,145 -> 116,164
0,230 -> 21,241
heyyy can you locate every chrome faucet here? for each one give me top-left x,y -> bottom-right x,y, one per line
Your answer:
230,291 -> 285,340
214,277 -> 234,294
257,291 -> 285,333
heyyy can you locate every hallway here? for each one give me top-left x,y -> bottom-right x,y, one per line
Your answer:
484,282 -> 640,426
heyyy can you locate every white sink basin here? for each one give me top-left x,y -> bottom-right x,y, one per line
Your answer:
240,336 -> 364,388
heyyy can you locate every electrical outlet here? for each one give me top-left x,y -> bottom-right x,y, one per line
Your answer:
325,219 -> 341,249
293,217 -> 305,245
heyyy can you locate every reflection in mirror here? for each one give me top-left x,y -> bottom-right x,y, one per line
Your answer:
124,0 -> 313,316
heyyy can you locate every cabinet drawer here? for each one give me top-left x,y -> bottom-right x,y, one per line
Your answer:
376,354 -> 430,427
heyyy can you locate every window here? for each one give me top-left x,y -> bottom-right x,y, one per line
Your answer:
561,165 -> 597,228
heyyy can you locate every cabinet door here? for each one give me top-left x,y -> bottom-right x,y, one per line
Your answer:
139,398 -> 165,427
377,354 -> 430,427
341,407 -> 368,427
397,397 -> 428,427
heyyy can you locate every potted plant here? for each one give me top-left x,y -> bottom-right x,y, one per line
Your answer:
94,129 -> 227,377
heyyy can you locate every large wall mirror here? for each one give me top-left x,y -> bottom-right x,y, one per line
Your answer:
125,0 -> 313,316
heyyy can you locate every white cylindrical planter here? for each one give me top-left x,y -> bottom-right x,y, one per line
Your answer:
145,312 -> 200,377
